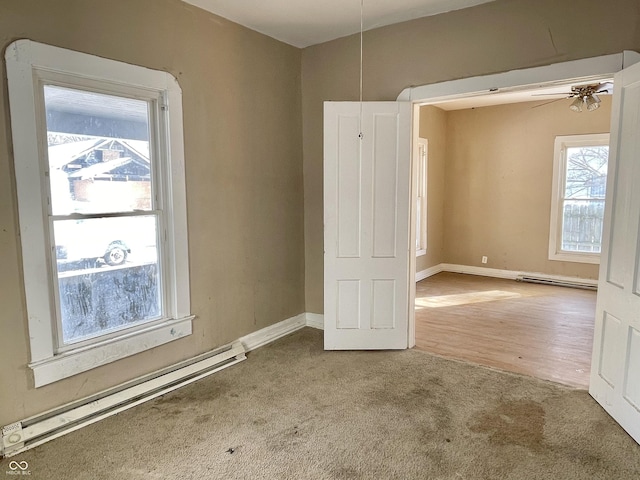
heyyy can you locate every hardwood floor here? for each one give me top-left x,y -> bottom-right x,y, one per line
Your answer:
414,272 -> 597,388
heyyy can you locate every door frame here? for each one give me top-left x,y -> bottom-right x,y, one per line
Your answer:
398,51 -> 640,348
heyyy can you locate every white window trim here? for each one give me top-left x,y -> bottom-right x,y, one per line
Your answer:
416,138 -> 428,257
6,40 -> 192,387
548,133 -> 610,265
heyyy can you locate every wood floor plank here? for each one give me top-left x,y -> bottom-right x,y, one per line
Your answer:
414,272 -> 596,388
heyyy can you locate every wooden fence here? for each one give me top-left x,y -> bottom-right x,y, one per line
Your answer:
562,200 -> 605,253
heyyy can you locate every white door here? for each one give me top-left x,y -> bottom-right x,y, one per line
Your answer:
324,102 -> 411,350
589,60 -> 640,444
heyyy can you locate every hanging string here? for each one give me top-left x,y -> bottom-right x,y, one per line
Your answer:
358,0 -> 364,140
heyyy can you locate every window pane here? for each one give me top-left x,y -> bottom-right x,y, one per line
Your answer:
561,199 -> 605,253
53,215 -> 161,344
564,146 -> 608,199
44,85 -> 152,215
560,144 -> 608,254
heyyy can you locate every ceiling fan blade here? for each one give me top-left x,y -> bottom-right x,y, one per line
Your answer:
531,98 -> 567,109
531,93 -> 571,96
596,82 -> 614,94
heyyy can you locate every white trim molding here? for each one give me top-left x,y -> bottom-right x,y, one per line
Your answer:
416,263 -> 598,288
30,316 -> 194,387
305,313 -> 324,330
239,314 -> 307,351
441,263 -> 520,280
548,134 -> 609,265
237,313 -> 326,349
6,40 -> 191,386
2,312 -> 321,457
398,52 -> 640,103
415,264 -> 444,282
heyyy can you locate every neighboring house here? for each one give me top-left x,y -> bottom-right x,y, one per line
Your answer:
48,137 -> 151,212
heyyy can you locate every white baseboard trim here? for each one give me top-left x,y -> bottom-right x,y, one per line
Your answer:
305,313 -> 324,330
239,313 -> 307,352
239,312 -> 325,350
415,264 -> 444,282
440,263 -> 598,287
2,312 -> 320,457
441,263 -> 519,280
417,263 -> 597,287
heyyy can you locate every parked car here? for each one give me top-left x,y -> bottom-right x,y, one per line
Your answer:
54,216 -> 155,269
56,239 -> 130,266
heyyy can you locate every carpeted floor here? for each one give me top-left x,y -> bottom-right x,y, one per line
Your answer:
2,328 -> 639,479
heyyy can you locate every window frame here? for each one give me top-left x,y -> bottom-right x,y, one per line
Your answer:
416,138 -> 428,257
548,133 -> 610,264
6,40 -> 192,387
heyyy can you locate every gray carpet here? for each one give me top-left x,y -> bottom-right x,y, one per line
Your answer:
2,328 -> 639,479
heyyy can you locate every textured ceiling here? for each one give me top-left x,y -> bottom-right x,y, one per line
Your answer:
182,0 -> 496,48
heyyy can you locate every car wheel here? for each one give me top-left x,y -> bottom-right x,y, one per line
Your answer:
104,245 -> 128,266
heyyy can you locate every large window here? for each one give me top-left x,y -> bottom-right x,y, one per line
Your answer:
6,40 -> 192,386
549,133 -> 610,264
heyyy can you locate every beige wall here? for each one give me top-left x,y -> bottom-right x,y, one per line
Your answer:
443,97 -> 611,277
417,106 -> 447,272
2,0 -> 639,428
0,0 -> 304,426
302,0 -> 640,313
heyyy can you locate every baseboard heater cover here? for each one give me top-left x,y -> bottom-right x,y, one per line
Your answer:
2,341 -> 246,457
516,275 -> 597,290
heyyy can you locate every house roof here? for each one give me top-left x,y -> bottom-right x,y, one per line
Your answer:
120,140 -> 150,162
48,140 -> 103,169
68,157 -> 134,179
49,137 -> 151,180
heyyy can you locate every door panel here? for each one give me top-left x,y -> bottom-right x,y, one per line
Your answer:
337,116 -> 361,258
336,280 -> 361,329
371,279 -> 396,329
324,102 -> 411,350
589,60 -> 640,444
372,114 -> 400,258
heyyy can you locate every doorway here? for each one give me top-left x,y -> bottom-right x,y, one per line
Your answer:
323,50 -> 640,444
403,54 -> 629,386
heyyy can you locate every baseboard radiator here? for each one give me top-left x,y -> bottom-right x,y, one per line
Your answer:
2,341 -> 246,457
516,274 -> 597,291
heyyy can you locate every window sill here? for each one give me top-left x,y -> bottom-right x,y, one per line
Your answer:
416,249 -> 427,257
549,252 -> 600,265
29,316 -> 194,387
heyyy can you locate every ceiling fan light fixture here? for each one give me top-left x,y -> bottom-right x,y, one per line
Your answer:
569,97 -> 584,112
586,94 -> 601,111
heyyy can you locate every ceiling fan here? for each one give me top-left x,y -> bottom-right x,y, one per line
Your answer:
533,82 -> 613,112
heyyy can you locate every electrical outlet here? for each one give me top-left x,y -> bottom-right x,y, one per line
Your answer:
482,256 -> 488,264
